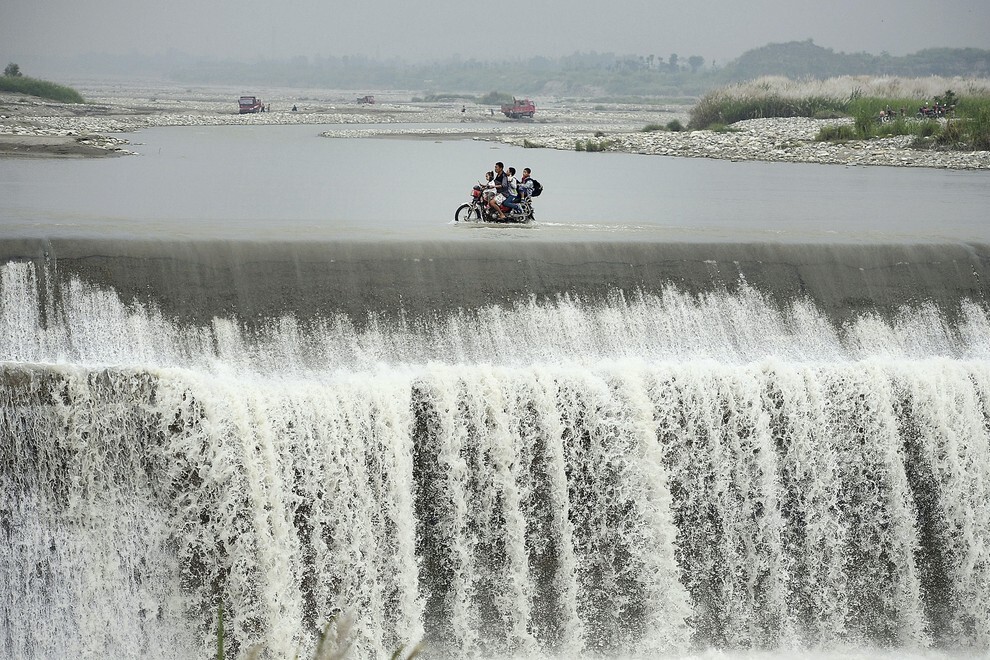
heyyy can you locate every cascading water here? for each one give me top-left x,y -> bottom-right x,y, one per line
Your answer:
2,251 -> 990,659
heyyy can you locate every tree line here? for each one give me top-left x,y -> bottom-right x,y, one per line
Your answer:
166,43 -> 990,97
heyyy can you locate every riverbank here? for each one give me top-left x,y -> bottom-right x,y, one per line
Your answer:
2,84 -> 989,169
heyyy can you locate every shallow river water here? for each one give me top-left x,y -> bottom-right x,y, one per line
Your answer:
1,123 -> 988,242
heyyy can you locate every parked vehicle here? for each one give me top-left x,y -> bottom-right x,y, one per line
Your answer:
238,96 -> 264,114
455,184 -> 534,224
357,95 -> 375,104
500,98 -> 536,119
917,103 -> 954,119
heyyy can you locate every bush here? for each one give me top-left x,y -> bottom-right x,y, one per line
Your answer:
641,120 -> 684,132
915,119 -> 941,138
816,124 -> 856,141
969,107 -> 990,150
853,111 -> 875,139
875,116 -> 910,137
0,75 -> 84,103
522,139 -> 544,148
575,138 -> 616,152
477,90 -> 513,105
935,119 -> 965,148
689,90 -> 847,129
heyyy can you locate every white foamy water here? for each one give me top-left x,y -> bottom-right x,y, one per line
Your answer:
2,260 -> 989,659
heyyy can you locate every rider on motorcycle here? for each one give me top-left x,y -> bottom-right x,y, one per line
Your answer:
489,162 -> 510,219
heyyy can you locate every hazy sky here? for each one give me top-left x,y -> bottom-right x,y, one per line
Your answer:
3,0 -> 989,67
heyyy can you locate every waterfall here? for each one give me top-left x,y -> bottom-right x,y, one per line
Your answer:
2,256 -> 990,659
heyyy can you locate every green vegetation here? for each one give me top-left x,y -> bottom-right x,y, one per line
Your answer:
816,124 -> 857,142
420,92 -> 473,102
157,43 -> 990,98
477,90 -> 513,105
689,76 -> 990,129
641,119 -> 685,132
722,40 -> 990,81
0,64 -> 84,103
812,96 -> 990,149
575,138 -> 617,152
690,75 -> 990,151
689,92 -> 846,129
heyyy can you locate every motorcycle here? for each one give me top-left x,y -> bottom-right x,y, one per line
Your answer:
454,184 -> 534,224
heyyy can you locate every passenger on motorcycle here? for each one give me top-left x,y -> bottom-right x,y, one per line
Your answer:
518,167 -> 533,198
480,170 -> 496,202
502,167 -> 522,216
489,162 -> 512,219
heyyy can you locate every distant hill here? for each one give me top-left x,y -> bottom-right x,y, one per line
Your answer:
722,40 -> 990,81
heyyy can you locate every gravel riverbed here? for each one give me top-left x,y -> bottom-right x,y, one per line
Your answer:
2,85 -> 988,169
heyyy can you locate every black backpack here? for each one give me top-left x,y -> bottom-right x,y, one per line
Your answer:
530,178 -> 543,197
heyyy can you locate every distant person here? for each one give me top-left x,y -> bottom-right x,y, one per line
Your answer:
292,104 -> 298,112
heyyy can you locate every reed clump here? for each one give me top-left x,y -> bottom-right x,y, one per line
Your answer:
688,75 -> 990,134
575,138 -> 617,152
0,74 -> 84,103
815,100 -> 990,150
816,124 -> 857,142
689,84 -> 848,129
640,120 -> 684,132
692,75 -> 990,151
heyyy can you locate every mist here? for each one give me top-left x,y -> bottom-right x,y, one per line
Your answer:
3,0 -> 989,73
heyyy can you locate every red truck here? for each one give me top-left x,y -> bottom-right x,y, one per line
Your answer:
238,96 -> 264,114
501,98 -> 535,118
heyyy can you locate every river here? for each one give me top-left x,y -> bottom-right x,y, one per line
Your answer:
1,125 -> 989,659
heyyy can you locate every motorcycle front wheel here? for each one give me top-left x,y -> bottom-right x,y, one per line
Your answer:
455,203 -> 481,222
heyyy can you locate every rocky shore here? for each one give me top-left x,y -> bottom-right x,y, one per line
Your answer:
2,85 -> 989,169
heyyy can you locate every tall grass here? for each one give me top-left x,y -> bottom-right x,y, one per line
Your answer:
575,138 -> 616,152
0,75 -> 84,103
641,119 -> 685,132
968,105 -> 990,150
816,108 -> 990,150
691,75 -> 990,150
689,75 -> 990,130
689,91 -> 846,128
